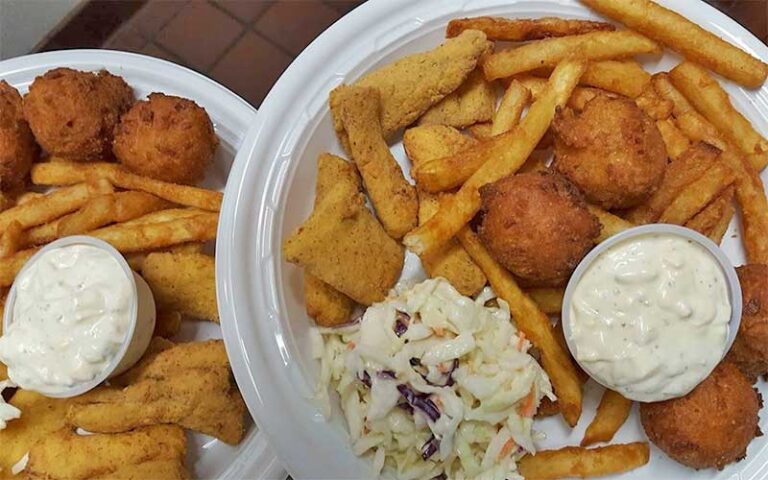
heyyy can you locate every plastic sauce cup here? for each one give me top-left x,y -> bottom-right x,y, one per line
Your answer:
2,235 -> 156,398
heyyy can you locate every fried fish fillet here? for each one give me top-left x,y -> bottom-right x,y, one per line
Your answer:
141,251 -> 219,322
22,425 -> 188,480
330,29 -> 489,143
417,68 -> 496,128
67,340 -> 246,445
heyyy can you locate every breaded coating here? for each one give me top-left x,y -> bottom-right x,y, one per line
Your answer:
417,68 -> 496,128
141,252 -> 219,322
331,86 -> 417,239
303,153 -> 359,326
419,190 -> 486,296
283,177 -> 404,306
0,81 -> 38,191
24,425 -> 188,480
552,95 -> 667,209
640,362 -> 761,470
153,310 -> 182,338
23,68 -> 133,160
403,124 -> 478,168
726,264 -> 768,380
68,340 -> 246,445
113,93 -> 218,185
331,29 -> 489,142
478,171 -> 600,287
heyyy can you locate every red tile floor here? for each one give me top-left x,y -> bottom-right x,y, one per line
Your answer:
37,0 -> 767,109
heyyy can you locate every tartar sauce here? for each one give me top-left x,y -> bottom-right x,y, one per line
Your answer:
568,233 -> 731,402
0,244 -> 132,394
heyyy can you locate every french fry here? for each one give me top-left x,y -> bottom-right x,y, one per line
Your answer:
708,201 -> 735,244
588,205 -> 633,243
626,142 -> 720,224
333,85 -> 418,239
525,287 -> 564,315
404,60 -> 586,255
686,187 -> 734,237
0,248 -> 37,287
418,69 -> 496,128
721,150 -> 768,263
669,62 -> 768,171
658,162 -> 735,225
674,111 -> 729,151
579,60 -> 650,98
519,150 -> 551,173
124,243 -> 205,272
446,16 -> 615,41
581,390 -> 633,447
0,192 -> 13,212
655,118 -> 691,160
651,73 -> 694,116
580,0 -> 768,87
119,208 -> 208,226
24,192 -> 169,246
482,31 -> 660,81
0,221 -> 23,259
15,191 -> 44,206
517,74 -> 609,111
89,213 -> 218,254
635,84 -> 673,121
466,122 -> 493,140
31,162 -> 223,211
457,227 -> 582,426
491,80 -> 530,136
519,442 -> 650,479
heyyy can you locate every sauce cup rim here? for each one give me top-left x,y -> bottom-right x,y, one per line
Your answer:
1,235 -> 139,398
561,224 -> 742,401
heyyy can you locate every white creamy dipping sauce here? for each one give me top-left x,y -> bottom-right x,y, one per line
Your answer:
568,233 -> 731,402
0,244 -> 133,394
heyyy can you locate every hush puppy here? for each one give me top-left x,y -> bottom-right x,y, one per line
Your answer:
113,93 -> 218,185
478,171 -> 601,287
23,68 -> 133,160
726,264 -> 768,380
552,95 -> 667,209
640,362 -> 761,470
0,81 -> 38,190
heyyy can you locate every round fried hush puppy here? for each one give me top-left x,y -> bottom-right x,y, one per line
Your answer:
0,81 -> 38,191
726,264 -> 768,380
552,95 -> 667,209
640,362 -> 761,470
478,171 -> 601,287
23,68 -> 133,160
113,93 -> 218,185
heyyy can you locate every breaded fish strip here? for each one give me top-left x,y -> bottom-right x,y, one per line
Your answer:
67,340 -> 246,445
283,163 -> 404,306
418,68 -> 496,128
332,86 -> 418,239
23,425 -> 188,480
141,252 -> 219,322
303,154 -> 359,327
331,29 -> 489,142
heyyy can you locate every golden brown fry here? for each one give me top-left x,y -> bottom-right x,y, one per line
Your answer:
658,162 -> 735,225
25,425 -> 189,480
0,180 -> 112,232
25,191 -> 169,246
491,80 -> 530,136
588,205 -> 633,243
90,213 -> 218,253
123,243 -> 205,273
457,227 -> 582,426
626,142 -> 721,224
482,31 -> 660,81
517,74 -> 614,111
466,122 -> 493,140
15,191 -> 44,206
651,73 -> 694,116
404,60 -> 586,256
418,69 -> 496,128
141,252 -> 219,323
578,60 -> 650,98
418,191 -> 486,296
404,125 -> 478,168
580,0 -> 768,87
31,161 -> 222,211
446,16 -> 614,41
331,30 -> 490,141
655,118 -> 691,160
709,201 -> 735,244
686,187 -> 734,237
119,208 -> 208,226
721,150 -> 768,263
154,310 -> 182,339
332,85 -> 418,239
518,442 -> 650,479
581,390 -> 633,447
635,84 -> 673,121
0,247 -> 37,287
0,221 -> 22,259
669,61 -> 768,171
525,287 -> 564,315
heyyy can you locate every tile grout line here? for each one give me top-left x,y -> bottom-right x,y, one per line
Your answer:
206,28 -> 251,74
206,1 -> 298,59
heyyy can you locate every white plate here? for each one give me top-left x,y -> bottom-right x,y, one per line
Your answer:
0,49 -> 284,480
219,1 -> 768,479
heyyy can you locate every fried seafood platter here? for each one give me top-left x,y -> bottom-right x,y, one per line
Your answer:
280,1 -> 768,478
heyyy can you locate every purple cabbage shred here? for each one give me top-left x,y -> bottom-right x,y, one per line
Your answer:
394,311 -> 410,337
421,435 -> 440,460
397,384 -> 441,421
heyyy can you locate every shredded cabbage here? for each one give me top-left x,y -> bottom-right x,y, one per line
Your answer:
314,278 -> 554,479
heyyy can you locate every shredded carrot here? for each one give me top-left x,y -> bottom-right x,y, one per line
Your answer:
438,363 -> 449,373
517,388 -> 536,418
433,326 -> 444,336
516,331 -> 527,351
433,396 -> 444,409
497,438 -> 517,460
347,341 -> 356,350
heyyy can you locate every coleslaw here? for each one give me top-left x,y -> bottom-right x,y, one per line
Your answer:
313,278 -> 554,480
